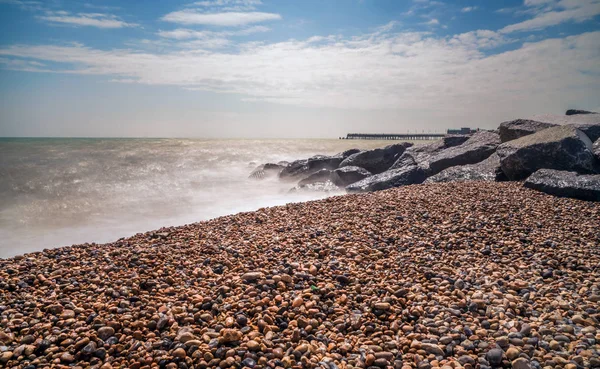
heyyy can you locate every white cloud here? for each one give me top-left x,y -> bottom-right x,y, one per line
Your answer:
1,28 -> 598,113
501,0 -> 600,33
38,11 -> 138,28
158,25 -> 270,40
461,6 -> 478,12
162,10 -> 281,26
423,18 -> 440,25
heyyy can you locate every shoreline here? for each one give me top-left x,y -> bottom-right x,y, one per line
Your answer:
1,181 -> 599,368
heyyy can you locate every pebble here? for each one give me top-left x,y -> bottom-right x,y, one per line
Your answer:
0,182 -> 597,369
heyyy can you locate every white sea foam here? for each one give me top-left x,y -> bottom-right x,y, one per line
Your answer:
0,138 -> 395,258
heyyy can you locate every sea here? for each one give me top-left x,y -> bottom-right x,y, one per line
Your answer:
0,138 -> 400,258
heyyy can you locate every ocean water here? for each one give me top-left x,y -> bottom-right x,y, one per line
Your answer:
0,138 -> 402,258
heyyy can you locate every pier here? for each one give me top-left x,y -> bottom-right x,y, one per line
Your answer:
343,133 -> 446,140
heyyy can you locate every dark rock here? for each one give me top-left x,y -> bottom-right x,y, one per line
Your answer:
280,155 -> 343,180
497,125 -> 598,180
298,169 -> 333,186
532,113 -> 600,141
97,326 -> 115,341
346,165 -> 426,192
338,148 -> 361,159
339,143 -> 413,174
498,119 -> 557,143
442,134 -> 471,148
331,166 -> 372,187
524,169 -> 600,201
566,109 -> 597,116
424,153 -> 504,183
402,131 -> 500,176
249,162 -> 288,180
594,138 -> 600,161
486,348 -> 504,367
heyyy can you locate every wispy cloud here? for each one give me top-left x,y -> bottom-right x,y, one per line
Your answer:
161,10 -> 281,27
158,25 -> 270,40
38,11 -> 138,28
1,27 -> 598,112
192,0 -> 263,12
501,0 -> 600,33
423,18 -> 440,25
0,0 -> 42,11
461,6 -> 478,13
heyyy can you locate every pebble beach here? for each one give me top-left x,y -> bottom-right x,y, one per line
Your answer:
1,181 -> 599,369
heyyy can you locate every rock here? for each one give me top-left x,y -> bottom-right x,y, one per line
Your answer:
60,352 -> 74,363
497,125 -> 598,180
175,327 -> 196,343
530,113 -> 600,141
249,162 -> 287,180
97,326 -> 115,341
339,143 -> 413,174
241,272 -> 263,282
346,165 -> 426,192
280,155 -> 344,180
246,340 -> 260,351
566,109 -> 597,116
60,309 -> 75,319
425,153 -> 505,183
524,169 -> 600,201
498,119 -> 558,143
506,347 -> 520,360
172,347 -> 186,359
373,302 -> 391,311
443,134 -> 471,148
593,138 -> 600,160
298,169 -> 333,186
393,131 -> 500,177
219,329 -> 242,343
331,166 -> 372,187
512,358 -> 531,369
292,297 -> 303,308
338,148 -> 361,158
486,348 -> 504,367
422,343 -> 445,357
424,131 -> 500,175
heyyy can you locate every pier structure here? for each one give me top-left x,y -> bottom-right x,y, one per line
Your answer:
343,133 -> 446,140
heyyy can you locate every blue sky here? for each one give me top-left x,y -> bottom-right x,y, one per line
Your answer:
0,0 -> 599,137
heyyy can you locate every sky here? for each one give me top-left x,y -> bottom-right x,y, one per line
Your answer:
0,0 -> 599,138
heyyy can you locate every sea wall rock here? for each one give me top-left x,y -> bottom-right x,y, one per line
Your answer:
594,138 -> 600,161
346,165 -> 426,192
524,169 -> 600,201
279,155 -> 343,180
424,153 -> 505,183
498,119 -> 557,143
530,113 -> 600,141
339,142 -> 413,174
297,169 -> 333,186
331,166 -> 372,187
408,131 -> 500,176
249,162 -> 288,179
566,109 -> 597,115
497,125 -> 598,180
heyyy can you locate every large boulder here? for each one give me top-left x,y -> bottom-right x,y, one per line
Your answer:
524,169 -> 600,201
249,162 -> 288,179
424,153 -> 506,183
498,119 -> 557,143
497,125 -> 598,180
339,143 -> 413,174
566,109 -> 597,116
346,165 -> 426,193
279,155 -> 343,180
594,138 -> 600,161
530,114 -> 600,141
393,131 -> 500,176
331,166 -> 372,187
297,169 -> 333,186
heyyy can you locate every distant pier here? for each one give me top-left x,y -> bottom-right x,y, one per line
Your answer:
342,133 -> 446,140
341,128 -> 478,140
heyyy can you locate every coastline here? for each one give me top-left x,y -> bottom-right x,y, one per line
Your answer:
1,181 -> 599,368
